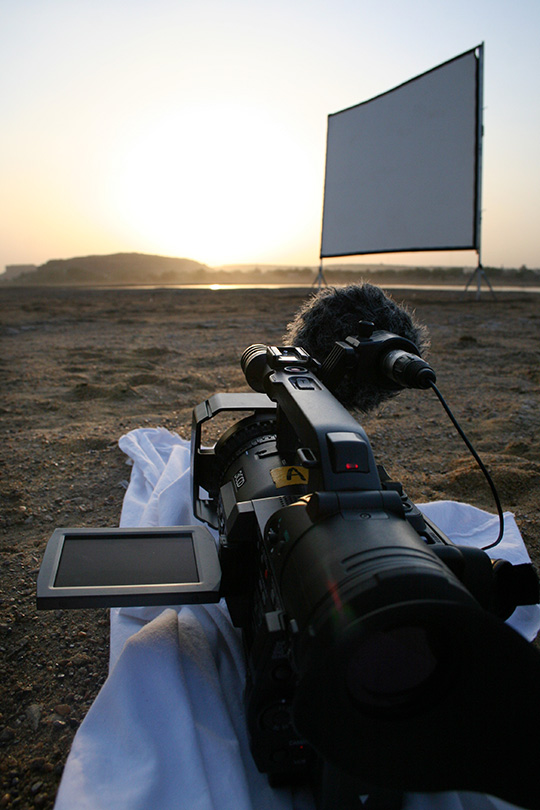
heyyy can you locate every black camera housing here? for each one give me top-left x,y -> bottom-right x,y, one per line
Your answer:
38,339 -> 540,810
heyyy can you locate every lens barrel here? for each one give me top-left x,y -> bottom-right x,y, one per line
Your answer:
262,496 -> 489,778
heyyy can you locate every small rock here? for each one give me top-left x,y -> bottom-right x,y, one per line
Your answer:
71,652 -> 92,667
26,705 -> 41,731
0,756 -> 17,772
0,727 -> 15,743
29,758 -> 45,772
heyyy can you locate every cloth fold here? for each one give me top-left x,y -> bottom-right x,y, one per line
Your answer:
54,428 -> 539,810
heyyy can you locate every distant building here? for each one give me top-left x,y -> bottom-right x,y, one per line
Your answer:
2,264 -> 37,280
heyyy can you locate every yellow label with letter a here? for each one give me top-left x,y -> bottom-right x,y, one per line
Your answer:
270,466 -> 309,488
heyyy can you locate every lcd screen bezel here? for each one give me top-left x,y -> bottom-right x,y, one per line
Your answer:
37,526 -> 221,609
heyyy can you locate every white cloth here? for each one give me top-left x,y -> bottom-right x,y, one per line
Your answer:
54,428 -> 540,810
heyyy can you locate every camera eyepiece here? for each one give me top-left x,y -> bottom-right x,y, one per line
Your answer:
241,344 -> 268,393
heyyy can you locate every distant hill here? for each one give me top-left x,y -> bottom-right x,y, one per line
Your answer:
1,252 -> 538,287
1,253 -> 210,285
3,264 -> 37,281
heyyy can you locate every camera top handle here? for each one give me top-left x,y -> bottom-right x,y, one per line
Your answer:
191,344 -> 383,527
242,344 -> 382,492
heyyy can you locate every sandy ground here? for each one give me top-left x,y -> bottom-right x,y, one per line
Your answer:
1,284 -> 539,809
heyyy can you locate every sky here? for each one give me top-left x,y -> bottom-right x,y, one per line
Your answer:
1,0 -> 539,272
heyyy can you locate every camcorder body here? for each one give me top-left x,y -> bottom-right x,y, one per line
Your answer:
38,330 -> 540,810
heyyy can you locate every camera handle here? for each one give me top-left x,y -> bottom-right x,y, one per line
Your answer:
191,392 -> 277,526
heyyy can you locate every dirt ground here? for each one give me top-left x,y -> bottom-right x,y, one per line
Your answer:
1,284 -> 539,809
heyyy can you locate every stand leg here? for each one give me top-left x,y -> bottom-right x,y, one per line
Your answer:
312,263 -> 327,289
462,264 -> 496,300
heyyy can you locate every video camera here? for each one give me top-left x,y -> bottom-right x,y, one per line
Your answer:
37,325 -> 540,810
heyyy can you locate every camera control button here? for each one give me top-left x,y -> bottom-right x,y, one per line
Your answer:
270,749 -> 289,764
261,702 -> 292,731
290,376 -> 318,390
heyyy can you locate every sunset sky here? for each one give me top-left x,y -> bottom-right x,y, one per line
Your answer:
1,0 -> 539,272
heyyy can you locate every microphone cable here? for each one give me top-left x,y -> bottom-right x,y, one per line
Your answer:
429,382 -> 504,550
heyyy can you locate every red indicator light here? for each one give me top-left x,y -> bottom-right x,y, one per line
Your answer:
345,462 -> 360,470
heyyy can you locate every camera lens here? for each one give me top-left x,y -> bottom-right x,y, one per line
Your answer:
345,625 -> 438,708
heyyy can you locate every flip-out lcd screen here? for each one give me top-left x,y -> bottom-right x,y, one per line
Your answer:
55,532 -> 198,587
37,526 -> 221,609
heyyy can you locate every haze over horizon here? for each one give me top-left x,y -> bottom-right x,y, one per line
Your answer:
1,0 -> 539,274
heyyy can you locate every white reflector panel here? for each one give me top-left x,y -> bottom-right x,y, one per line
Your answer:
321,47 -> 482,258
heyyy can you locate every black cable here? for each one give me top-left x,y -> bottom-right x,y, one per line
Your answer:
429,382 -> 504,550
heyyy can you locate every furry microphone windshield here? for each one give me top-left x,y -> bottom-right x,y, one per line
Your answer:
283,283 -> 430,412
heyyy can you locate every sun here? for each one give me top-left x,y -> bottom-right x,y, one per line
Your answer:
111,102 -> 318,265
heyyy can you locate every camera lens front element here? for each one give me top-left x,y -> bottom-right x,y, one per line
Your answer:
345,625 -> 438,709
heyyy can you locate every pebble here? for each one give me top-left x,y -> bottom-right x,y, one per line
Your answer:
1,756 -> 17,772
26,705 -> 41,731
0,727 -> 15,742
29,758 -> 45,772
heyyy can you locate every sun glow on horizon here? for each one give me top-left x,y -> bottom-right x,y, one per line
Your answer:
108,102 -> 323,266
